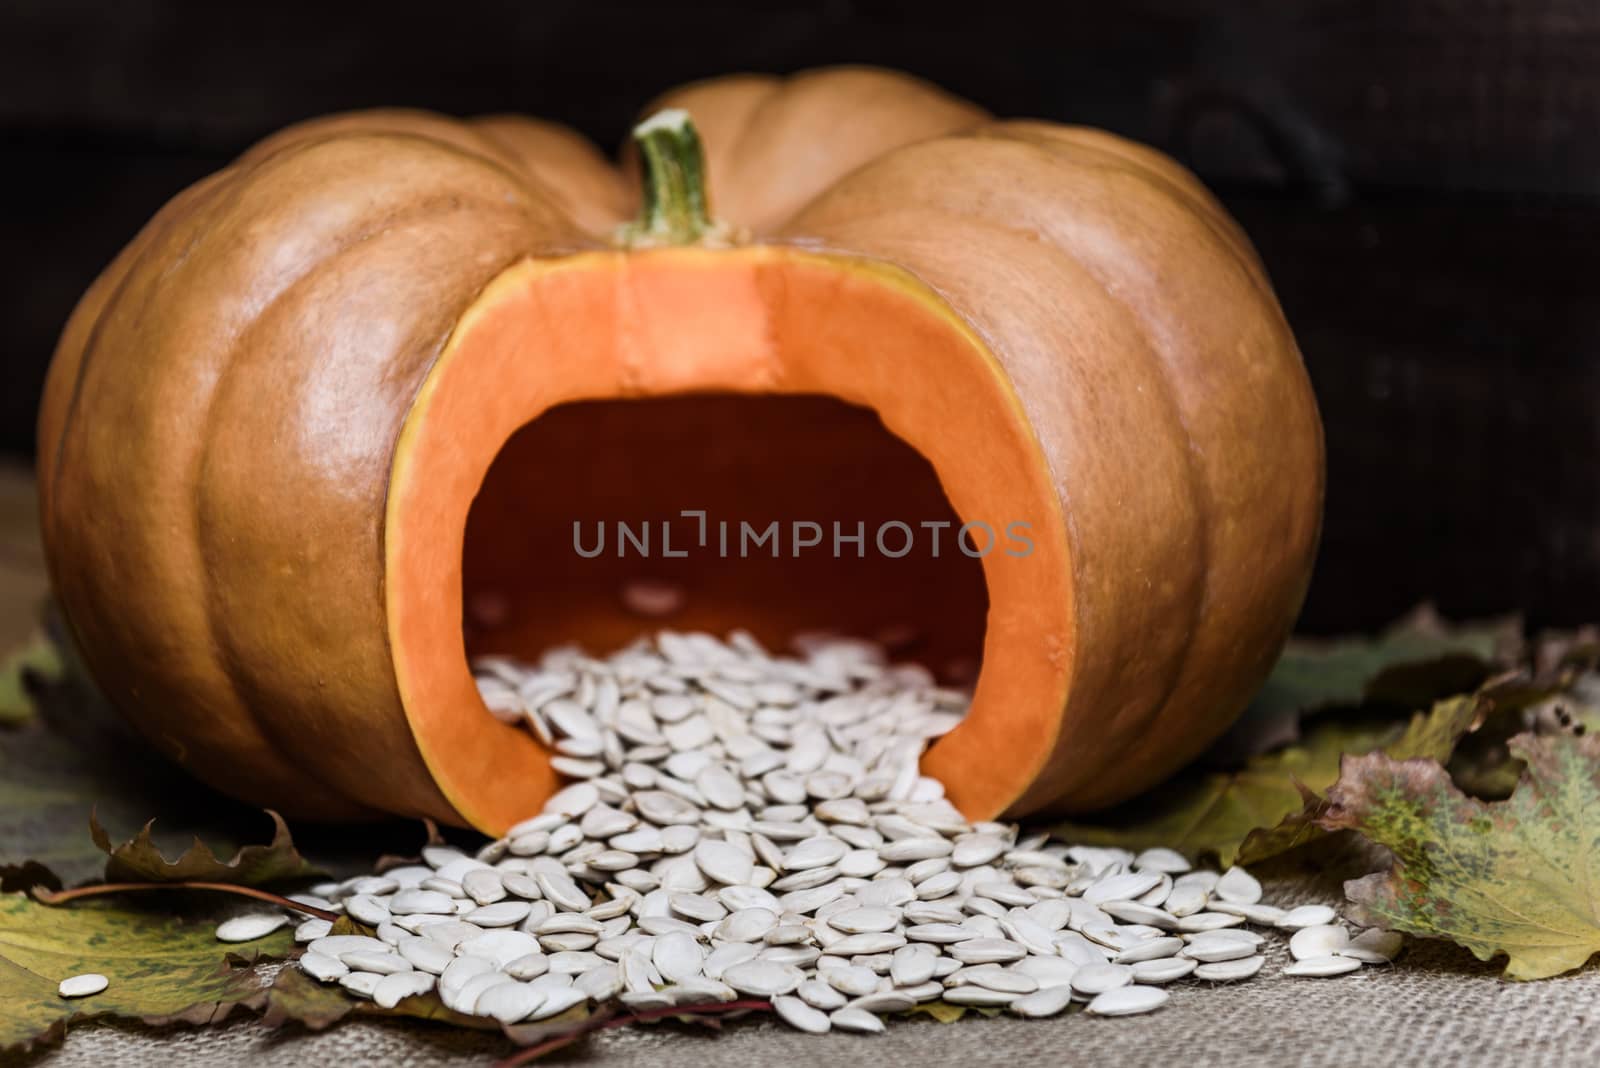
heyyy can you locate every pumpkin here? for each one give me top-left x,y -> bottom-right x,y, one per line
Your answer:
36,67 -> 1322,834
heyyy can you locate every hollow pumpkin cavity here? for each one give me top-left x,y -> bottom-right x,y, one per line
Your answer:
387,247 -> 1076,833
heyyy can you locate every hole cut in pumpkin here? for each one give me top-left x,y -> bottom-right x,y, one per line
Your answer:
386,249 -> 1075,833
460,393 -> 990,678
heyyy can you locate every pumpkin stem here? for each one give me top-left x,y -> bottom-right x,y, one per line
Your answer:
619,109 -> 728,247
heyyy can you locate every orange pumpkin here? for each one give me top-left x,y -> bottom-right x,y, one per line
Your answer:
36,67 -> 1322,833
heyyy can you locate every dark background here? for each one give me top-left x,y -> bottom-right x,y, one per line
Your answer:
3,0 -> 1597,633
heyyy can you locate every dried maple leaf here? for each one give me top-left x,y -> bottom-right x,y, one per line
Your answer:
1320,731 -> 1600,979
92,808 -> 317,886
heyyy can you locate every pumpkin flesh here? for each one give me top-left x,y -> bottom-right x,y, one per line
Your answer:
388,248 -> 1075,834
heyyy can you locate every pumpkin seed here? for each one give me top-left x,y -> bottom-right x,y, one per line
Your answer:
1070,963 -> 1135,995
397,937 -> 455,974
1010,983 -> 1076,1018
1086,985 -> 1169,1016
341,951 -> 411,975
1213,866 -> 1263,905
829,1006 -> 887,1033
1130,957 -> 1196,984
948,938 -> 1026,964
1277,904 -> 1339,930
722,959 -> 804,997
302,628 -> 1388,1038
1284,955 -> 1362,978
1181,937 -> 1258,963
215,913 -> 290,943
373,971 -> 436,1009
1193,955 -> 1264,982
774,994 -> 832,1033
1337,928 -> 1402,963
338,972 -> 383,999
943,985 -> 1018,1007
1290,924 -> 1349,960
1113,936 -> 1184,964
57,973 -> 109,998
299,951 -> 349,983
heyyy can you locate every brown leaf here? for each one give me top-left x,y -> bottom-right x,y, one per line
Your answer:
92,808 -> 318,886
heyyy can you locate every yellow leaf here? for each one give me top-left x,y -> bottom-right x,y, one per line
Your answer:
1320,732 -> 1600,979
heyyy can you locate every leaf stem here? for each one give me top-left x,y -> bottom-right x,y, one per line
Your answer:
33,880 -> 339,921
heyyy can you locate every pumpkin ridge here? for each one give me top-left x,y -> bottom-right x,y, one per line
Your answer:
1000,210 -> 1220,785
187,198 -> 544,817
463,121 -> 628,232
931,209 -> 1213,794
43,169 -> 238,504
938,133 -> 1317,802
960,128 -> 1274,305
960,134 -> 1312,799
40,167 -> 367,813
884,145 -> 1223,779
785,186 -> 1265,809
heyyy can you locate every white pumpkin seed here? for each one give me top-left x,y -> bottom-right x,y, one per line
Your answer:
1194,955 -> 1265,981
1010,983 -> 1076,1018
1213,866 -> 1263,904
722,959 -> 804,997
339,972 -> 383,999
373,971 -> 436,1009
829,1006 -> 886,1033
1290,924 -> 1349,960
57,973 -> 109,998
774,994 -> 832,1033
1277,904 -> 1339,930
444,632 -> 1343,1035
215,913 -> 289,943
1086,985 -> 1169,1016
341,951 -> 411,975
1130,957 -> 1197,984
1070,963 -> 1135,995
1338,928 -> 1403,963
1284,954 -> 1362,978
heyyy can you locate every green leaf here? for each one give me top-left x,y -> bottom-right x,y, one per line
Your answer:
1053,696 -> 1483,867
93,809 -> 318,886
0,891 -> 291,1053
1210,606 -> 1509,763
1319,732 -> 1600,980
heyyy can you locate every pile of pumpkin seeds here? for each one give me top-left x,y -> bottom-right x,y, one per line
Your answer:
225,630 -> 1401,1031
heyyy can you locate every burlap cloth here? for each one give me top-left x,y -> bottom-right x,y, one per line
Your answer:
22,845 -> 1600,1068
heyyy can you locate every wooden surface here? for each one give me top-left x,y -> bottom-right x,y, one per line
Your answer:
4,0 -> 1599,630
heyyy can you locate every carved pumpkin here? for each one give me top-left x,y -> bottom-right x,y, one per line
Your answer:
37,68 -> 1322,832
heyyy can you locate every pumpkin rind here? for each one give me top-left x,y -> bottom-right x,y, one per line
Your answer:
37,66 -> 1321,826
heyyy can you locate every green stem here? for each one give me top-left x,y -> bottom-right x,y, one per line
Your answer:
620,109 -> 722,247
